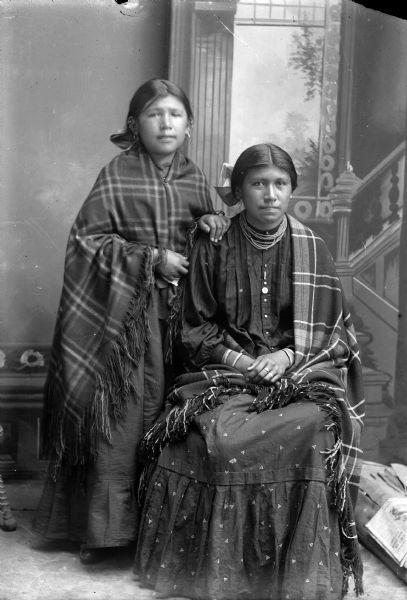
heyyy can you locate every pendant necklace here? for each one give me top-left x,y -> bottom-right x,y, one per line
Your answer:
156,160 -> 173,183
262,268 -> 269,295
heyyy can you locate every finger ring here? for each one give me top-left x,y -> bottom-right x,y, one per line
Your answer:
263,367 -> 270,372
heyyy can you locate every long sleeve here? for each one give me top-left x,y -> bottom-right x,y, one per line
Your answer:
180,234 -> 229,368
179,218 -> 295,368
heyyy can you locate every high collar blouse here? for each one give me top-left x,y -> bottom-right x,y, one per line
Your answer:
180,215 -> 294,368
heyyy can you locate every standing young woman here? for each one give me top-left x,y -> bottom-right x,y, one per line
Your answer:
136,143 -> 365,599
33,79 -> 229,564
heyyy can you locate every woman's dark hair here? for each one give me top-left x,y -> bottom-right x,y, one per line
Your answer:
110,79 -> 193,148
128,78 -> 193,124
231,143 -> 298,195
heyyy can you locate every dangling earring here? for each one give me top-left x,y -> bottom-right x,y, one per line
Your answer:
185,121 -> 193,139
127,116 -> 138,140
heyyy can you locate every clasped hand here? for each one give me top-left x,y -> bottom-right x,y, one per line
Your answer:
155,213 -> 230,281
155,249 -> 189,281
245,350 -> 291,384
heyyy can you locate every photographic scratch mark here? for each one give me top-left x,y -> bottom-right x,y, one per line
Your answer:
214,14 -> 262,63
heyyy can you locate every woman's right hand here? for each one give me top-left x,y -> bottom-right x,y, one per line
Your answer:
246,350 -> 291,384
156,249 -> 189,280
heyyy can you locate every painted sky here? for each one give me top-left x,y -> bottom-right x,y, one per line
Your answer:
229,25 -> 322,164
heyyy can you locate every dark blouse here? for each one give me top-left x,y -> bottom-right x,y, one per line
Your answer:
180,215 -> 295,368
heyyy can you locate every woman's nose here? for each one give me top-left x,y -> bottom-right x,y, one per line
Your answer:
265,184 -> 277,200
160,113 -> 172,129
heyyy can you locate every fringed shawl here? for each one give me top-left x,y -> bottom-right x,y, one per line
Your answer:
141,368 -> 364,596
172,215 -> 364,486
41,142 -> 213,476
141,214 -> 365,594
287,215 -> 364,492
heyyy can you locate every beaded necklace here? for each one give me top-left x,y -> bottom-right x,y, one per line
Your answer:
239,212 -> 287,250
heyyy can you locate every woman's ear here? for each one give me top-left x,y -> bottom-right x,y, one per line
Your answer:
185,119 -> 193,139
127,116 -> 138,136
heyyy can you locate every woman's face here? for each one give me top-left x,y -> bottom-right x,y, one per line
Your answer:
136,94 -> 189,165
237,164 -> 292,231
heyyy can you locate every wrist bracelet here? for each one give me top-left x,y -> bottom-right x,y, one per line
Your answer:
222,349 -> 232,364
282,348 -> 294,367
152,247 -> 162,267
160,247 -> 168,266
231,351 -> 243,367
153,247 -> 168,271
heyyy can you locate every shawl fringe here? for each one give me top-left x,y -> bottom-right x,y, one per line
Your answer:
316,400 -> 364,597
140,380 -> 232,460
139,374 -> 364,596
43,247 -> 156,480
164,221 -> 199,364
140,377 -> 338,460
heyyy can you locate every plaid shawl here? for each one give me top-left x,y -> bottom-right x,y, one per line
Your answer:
288,215 -> 364,492
141,215 -> 365,593
164,214 -> 365,487
42,142 -> 213,475
141,365 -> 364,595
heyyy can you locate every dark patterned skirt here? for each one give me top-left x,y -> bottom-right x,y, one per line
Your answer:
135,394 -> 344,600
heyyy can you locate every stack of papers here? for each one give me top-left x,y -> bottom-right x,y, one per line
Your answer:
360,461 -> 407,568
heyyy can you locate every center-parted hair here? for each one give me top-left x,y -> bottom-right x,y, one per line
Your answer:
110,78 -> 193,149
231,143 -> 298,195
127,78 -> 193,124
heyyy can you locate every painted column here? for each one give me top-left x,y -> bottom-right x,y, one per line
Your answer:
330,164 -> 361,264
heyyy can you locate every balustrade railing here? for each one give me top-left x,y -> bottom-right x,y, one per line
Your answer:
348,143 -> 405,255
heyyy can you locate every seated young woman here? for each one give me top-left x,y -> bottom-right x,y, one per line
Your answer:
135,143 -> 365,600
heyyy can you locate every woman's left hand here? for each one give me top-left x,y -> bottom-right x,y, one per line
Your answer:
198,213 -> 231,243
246,350 -> 291,384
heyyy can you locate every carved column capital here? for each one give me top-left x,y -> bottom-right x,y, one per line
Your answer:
330,164 -> 362,214
329,164 -> 361,263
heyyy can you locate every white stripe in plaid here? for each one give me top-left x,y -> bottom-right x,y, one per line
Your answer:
42,142 -> 213,471
289,216 -> 364,486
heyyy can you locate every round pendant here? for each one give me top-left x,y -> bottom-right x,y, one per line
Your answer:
262,286 -> 269,294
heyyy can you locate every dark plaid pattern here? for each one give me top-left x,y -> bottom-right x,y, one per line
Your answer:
41,142 -> 213,473
179,215 -> 364,487
136,215 -> 365,597
288,216 -> 364,490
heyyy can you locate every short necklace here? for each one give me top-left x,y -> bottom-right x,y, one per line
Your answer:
239,212 -> 287,250
154,160 -> 173,183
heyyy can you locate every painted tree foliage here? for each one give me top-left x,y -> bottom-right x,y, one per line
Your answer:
289,26 -> 324,102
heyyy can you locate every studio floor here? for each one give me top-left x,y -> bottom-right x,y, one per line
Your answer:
1,480 -> 406,600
